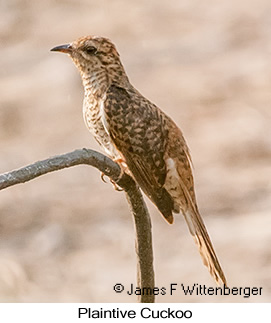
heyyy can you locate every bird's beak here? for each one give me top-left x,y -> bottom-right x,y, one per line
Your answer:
50,44 -> 72,54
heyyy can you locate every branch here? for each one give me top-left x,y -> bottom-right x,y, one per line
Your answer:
0,148 -> 155,303
0,148 -> 121,190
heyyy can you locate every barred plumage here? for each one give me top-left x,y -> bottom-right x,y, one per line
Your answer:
51,35 -> 227,286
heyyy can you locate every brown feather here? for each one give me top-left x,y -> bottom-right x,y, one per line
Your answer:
105,85 -> 175,223
164,121 -> 227,286
178,174 -> 227,286
53,35 -> 227,286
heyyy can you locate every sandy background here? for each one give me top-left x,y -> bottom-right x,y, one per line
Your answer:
0,0 -> 271,302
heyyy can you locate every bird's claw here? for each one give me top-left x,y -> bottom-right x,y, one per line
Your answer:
100,172 -> 107,183
110,179 -> 123,191
100,171 -> 123,191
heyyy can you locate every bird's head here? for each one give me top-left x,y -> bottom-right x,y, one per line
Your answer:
51,36 -> 129,94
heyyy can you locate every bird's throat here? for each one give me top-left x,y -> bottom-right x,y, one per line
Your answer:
81,70 -> 109,100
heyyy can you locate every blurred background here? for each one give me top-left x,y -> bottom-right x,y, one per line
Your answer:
0,0 -> 271,302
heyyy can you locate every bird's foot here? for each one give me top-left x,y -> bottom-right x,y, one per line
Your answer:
113,157 -> 128,178
109,157 -> 128,191
100,172 -> 123,191
100,157 -> 126,191
110,178 -> 123,191
100,172 -> 107,183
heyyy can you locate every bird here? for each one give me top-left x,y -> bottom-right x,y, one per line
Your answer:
51,35 -> 227,286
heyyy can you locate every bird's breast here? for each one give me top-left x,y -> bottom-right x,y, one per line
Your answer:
83,96 -> 120,159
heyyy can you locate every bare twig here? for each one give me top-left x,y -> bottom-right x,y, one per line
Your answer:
0,149 -> 121,190
0,148 -> 155,302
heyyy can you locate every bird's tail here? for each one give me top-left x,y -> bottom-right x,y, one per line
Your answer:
183,209 -> 227,286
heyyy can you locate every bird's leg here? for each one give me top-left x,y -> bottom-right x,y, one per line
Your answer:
108,157 -> 128,191
99,158 -> 127,191
113,157 -> 128,178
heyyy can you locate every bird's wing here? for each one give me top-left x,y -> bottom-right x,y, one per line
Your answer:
103,84 -> 175,223
104,85 -> 227,285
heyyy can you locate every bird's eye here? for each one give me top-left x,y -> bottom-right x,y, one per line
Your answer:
84,46 -> 97,55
